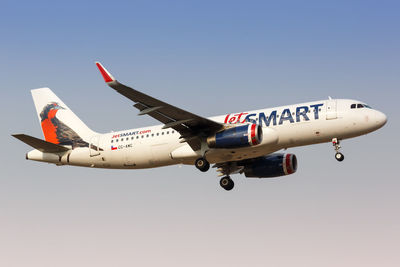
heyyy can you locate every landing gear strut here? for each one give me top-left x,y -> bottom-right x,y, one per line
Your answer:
195,157 -> 210,172
332,138 -> 344,162
220,176 -> 234,191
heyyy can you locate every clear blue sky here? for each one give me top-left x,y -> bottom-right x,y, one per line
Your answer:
1,1 -> 399,266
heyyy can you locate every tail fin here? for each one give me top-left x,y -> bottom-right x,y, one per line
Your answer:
31,88 -> 97,149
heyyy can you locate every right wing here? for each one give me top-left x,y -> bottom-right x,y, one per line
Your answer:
95,62 -> 224,150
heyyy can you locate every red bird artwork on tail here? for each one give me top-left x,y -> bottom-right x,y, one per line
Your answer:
40,102 -> 91,149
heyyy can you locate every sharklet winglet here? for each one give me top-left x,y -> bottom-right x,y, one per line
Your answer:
95,62 -> 115,83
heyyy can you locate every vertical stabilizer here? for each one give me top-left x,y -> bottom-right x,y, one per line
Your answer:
31,88 -> 97,149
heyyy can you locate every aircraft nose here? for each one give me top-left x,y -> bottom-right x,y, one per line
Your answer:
374,110 -> 387,129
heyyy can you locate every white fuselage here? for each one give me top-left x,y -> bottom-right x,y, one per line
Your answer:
27,98 -> 387,168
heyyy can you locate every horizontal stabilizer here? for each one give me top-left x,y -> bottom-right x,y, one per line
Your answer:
12,134 -> 70,153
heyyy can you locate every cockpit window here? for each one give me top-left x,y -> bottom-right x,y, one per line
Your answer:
351,103 -> 372,109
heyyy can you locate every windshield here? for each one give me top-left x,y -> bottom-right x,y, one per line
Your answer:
351,103 -> 372,109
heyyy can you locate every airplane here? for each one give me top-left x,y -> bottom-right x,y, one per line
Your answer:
12,62 -> 387,191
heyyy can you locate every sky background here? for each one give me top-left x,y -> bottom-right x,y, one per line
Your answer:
1,0 -> 399,266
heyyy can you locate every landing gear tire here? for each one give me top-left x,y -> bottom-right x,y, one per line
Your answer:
335,152 -> 344,162
195,157 -> 210,172
220,176 -> 234,191
332,138 -> 344,162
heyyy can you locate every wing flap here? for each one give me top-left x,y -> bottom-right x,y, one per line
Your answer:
12,134 -> 70,153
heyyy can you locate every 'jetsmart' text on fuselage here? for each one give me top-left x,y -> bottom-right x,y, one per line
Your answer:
224,103 -> 324,127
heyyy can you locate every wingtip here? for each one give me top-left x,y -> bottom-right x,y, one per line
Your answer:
11,134 -> 24,140
95,62 -> 115,83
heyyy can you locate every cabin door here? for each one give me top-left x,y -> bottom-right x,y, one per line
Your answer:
326,99 -> 337,120
89,135 -> 101,157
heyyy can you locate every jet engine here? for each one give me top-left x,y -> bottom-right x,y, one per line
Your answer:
207,124 -> 263,149
244,153 -> 297,178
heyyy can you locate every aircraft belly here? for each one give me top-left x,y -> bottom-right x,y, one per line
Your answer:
150,143 -> 175,166
121,142 -> 175,168
205,144 -> 279,164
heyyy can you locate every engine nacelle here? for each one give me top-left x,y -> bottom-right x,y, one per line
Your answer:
244,153 -> 297,178
207,124 -> 263,149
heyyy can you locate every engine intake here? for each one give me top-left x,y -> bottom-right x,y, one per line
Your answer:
207,124 -> 262,149
244,153 -> 297,178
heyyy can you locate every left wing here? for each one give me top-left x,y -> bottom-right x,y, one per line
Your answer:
95,62 -> 224,150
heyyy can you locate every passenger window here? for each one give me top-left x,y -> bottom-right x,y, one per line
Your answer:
357,104 -> 364,108
111,140 -> 113,143
351,104 -> 356,109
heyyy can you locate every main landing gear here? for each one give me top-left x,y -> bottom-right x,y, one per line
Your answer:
332,138 -> 344,162
195,157 -> 210,172
195,159 -> 235,191
220,176 -> 234,191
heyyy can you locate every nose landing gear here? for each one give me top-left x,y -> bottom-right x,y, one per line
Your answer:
335,152 -> 344,161
332,138 -> 344,162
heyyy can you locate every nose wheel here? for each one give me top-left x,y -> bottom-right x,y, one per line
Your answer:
220,176 -> 234,191
335,152 -> 344,161
332,138 -> 344,162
